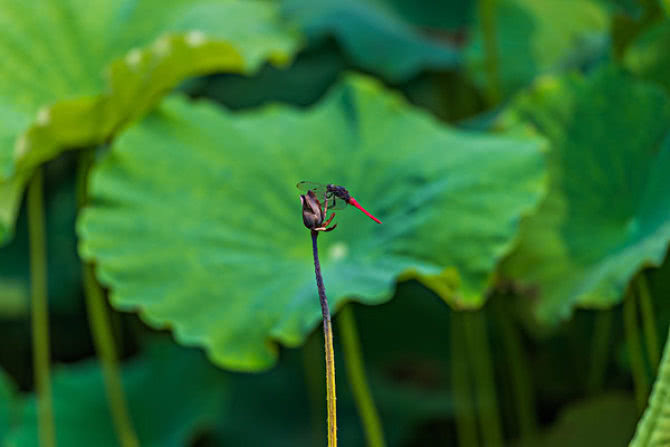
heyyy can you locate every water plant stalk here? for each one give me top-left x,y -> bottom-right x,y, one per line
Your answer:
82,264 -> 139,447
339,304 -> 386,447
637,275 -> 660,370
463,310 -> 504,447
311,230 -> 337,447
624,289 -> 650,413
451,312 -> 479,447
478,0 -> 501,104
77,152 -> 138,447
494,299 -> 537,440
27,168 -> 56,447
587,309 -> 613,393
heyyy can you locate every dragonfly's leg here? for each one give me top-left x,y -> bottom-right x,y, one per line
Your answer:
322,191 -> 329,216
322,212 -> 335,228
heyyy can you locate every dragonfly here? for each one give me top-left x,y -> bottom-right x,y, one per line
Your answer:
296,181 -> 382,224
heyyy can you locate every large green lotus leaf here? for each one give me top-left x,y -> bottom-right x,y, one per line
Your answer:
78,74 -> 546,370
630,328 -> 670,446
0,0 -> 299,242
8,340 -> 228,447
500,66 -> 670,323
624,20 -> 670,93
466,0 -> 609,96
280,0 -> 461,81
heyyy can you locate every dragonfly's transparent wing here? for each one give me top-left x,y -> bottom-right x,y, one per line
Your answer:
296,181 -> 348,210
296,181 -> 327,194
327,195 -> 348,210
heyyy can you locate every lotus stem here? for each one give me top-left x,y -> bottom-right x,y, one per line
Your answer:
624,288 -> 650,413
311,230 -> 337,447
339,304 -> 386,447
82,264 -> 139,447
451,311 -> 478,447
587,309 -> 613,393
78,151 -> 138,447
494,298 -> 537,440
28,168 -> 56,447
478,0 -> 501,104
637,275 -> 660,370
463,310 -> 504,447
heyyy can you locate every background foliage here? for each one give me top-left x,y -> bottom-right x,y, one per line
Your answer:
0,0 -> 669,446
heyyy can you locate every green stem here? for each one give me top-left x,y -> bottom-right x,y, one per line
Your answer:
451,312 -> 479,447
624,289 -> 650,413
587,309 -> 613,393
463,310 -> 504,447
28,169 -> 56,447
311,230 -> 337,447
637,275 -> 660,371
339,304 -> 386,447
493,299 -> 537,440
478,0 -> 501,105
82,265 -> 138,447
78,152 -> 138,447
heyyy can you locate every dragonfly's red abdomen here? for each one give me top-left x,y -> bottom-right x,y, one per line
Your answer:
348,198 -> 382,224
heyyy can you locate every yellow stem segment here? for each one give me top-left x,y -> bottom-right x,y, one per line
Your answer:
324,313 -> 337,447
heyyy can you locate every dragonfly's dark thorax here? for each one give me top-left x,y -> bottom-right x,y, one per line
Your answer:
328,184 -> 351,201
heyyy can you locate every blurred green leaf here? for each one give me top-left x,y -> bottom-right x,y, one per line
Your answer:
191,41 -> 347,110
215,351 -> 316,447
0,0 -> 299,242
630,328 -> 670,446
501,66 -> 670,323
515,392 -> 637,447
8,340 -> 227,447
466,0 -> 609,96
280,0 -> 462,81
77,74 -> 545,370
625,20 -> 670,93
382,0 -> 475,29
0,176 -> 26,244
